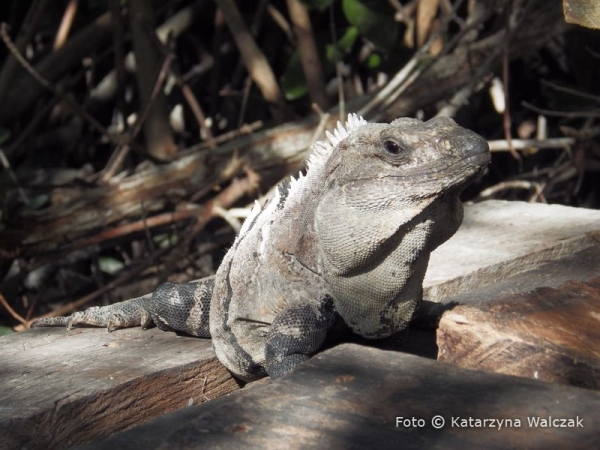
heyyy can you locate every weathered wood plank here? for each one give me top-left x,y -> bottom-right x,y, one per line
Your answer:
0,327 -> 239,450
438,277 -> 600,390
425,200 -> 600,301
78,344 -> 600,450
434,245 -> 600,307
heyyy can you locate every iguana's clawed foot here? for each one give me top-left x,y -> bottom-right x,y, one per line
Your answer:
264,303 -> 335,379
140,309 -> 154,330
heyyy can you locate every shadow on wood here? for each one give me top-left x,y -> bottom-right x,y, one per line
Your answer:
79,344 -> 600,450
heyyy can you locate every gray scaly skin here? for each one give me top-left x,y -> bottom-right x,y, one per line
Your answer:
32,115 -> 490,381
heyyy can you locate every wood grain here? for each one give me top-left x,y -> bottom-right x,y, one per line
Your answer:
438,277 -> 600,389
0,327 -> 239,449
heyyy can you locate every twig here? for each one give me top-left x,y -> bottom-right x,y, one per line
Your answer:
488,137 -> 575,152
91,3 -> 208,102
238,76 -> 253,129
148,19 -> 211,144
522,101 -> 600,119
541,80 -> 600,104
266,4 -> 295,44
0,291 -> 27,326
209,8 -> 226,122
478,180 -> 546,203
5,97 -> 58,160
163,49 -> 214,142
0,150 -> 28,204
387,0 -> 403,14
250,0 -> 271,36
66,207 -> 212,252
15,203 -> 226,273
213,205 -> 243,233
182,83 -> 214,142
215,0 -> 289,119
53,0 -> 79,50
0,11 -> 113,122
181,120 -> 263,155
98,145 -> 131,183
131,52 -> 175,141
435,70 -> 493,118
310,103 -> 330,145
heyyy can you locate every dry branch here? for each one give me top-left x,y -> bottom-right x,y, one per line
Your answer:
286,0 -> 329,110
129,0 -> 177,160
215,0 -> 290,119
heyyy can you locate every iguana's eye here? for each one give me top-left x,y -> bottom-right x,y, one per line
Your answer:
383,140 -> 402,155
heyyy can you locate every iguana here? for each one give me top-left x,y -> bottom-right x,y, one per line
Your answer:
32,114 -> 490,380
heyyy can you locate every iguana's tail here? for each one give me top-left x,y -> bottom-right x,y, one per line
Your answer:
31,317 -> 70,327
30,277 -> 215,338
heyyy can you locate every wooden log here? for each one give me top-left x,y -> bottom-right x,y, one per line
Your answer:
0,327 -> 239,450
79,344 -> 600,450
438,277 -> 600,390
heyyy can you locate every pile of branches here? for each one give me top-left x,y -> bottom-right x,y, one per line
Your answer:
0,0 -> 597,330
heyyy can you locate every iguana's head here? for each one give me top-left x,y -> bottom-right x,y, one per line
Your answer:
319,116 -> 489,199
312,115 -> 489,338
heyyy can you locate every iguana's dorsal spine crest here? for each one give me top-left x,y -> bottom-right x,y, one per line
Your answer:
239,113 -> 368,237
306,113 -> 368,172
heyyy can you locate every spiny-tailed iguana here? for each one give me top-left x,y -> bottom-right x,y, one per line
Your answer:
32,114 -> 490,380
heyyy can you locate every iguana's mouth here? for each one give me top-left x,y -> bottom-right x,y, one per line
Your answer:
465,150 -> 491,167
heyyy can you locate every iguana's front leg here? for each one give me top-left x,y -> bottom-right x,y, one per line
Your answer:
31,277 -> 214,338
264,301 -> 337,378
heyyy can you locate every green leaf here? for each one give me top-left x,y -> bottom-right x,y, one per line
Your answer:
99,257 -> 125,275
327,26 -> 359,61
342,0 -> 398,50
0,326 -> 14,336
281,51 -> 310,101
367,52 -> 382,69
